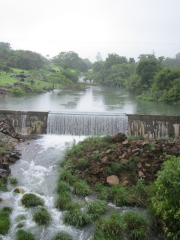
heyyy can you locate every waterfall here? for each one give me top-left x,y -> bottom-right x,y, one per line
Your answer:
47,112 -> 128,136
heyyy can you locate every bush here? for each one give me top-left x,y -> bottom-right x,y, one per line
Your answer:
151,155 -> 180,239
124,210 -> 149,239
33,207 -> 51,226
0,207 -> 12,235
73,180 -> 90,196
21,193 -> 44,207
87,199 -> 108,220
15,229 -> 36,240
9,87 -> 25,96
51,231 -> 73,240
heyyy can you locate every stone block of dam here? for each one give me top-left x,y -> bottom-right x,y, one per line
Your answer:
0,110 -> 180,138
0,110 -> 48,134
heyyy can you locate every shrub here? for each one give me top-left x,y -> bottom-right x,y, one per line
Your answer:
21,193 -> 44,207
151,155 -> 180,239
15,229 -> 36,240
9,87 -> 25,96
51,231 -> 73,240
63,208 -> 91,228
0,207 -> 12,235
73,180 -> 90,196
93,211 -> 125,240
33,207 -> 51,226
124,210 -> 149,239
87,199 -> 108,220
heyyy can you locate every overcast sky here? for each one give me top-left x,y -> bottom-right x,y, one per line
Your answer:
0,0 -> 180,62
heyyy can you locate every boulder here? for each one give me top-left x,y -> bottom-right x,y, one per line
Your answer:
107,175 -> 119,186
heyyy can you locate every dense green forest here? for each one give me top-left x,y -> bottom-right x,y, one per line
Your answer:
0,41 -> 180,103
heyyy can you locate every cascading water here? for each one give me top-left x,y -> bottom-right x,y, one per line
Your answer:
47,112 -> 128,136
1,135 -> 94,240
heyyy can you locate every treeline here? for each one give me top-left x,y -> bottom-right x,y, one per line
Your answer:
1,41 -> 180,103
91,53 -> 180,104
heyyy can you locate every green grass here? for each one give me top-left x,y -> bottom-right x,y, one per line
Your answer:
15,229 -> 36,240
33,207 -> 51,226
0,207 -> 12,235
63,207 -> 92,228
73,180 -> 90,196
52,231 -> 73,240
87,199 -> 108,220
21,193 -> 44,207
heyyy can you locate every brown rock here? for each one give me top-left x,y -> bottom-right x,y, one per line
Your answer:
119,153 -> 126,159
138,171 -> 145,178
105,149 -> 111,154
122,140 -> 129,145
121,180 -> 129,186
101,156 -> 108,163
137,162 -> 142,169
120,159 -> 128,164
145,163 -> 151,167
107,175 -> 119,186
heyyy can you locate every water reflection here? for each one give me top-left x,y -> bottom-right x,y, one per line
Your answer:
1,86 -> 180,115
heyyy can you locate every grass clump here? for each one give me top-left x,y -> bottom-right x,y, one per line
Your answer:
0,207 -> 12,235
21,193 -> 44,207
93,211 -> 125,240
55,191 -> 71,210
33,207 -> 51,226
124,210 -> 149,239
73,180 -> 90,196
87,199 -> 108,220
51,231 -> 73,240
58,169 -> 79,185
56,180 -> 71,194
9,177 -> 18,185
76,157 -> 89,170
15,229 -> 36,240
63,207 -> 91,228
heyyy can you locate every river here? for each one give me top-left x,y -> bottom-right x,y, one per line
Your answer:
1,86 -> 180,115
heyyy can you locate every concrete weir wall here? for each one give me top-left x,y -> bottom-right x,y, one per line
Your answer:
0,110 -> 180,138
0,110 -> 48,134
127,114 -> 180,139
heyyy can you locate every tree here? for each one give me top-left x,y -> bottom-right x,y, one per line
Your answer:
96,52 -> 103,61
136,58 -> 159,90
175,52 -> 180,59
105,54 -> 128,69
0,42 -> 11,51
52,51 -> 88,72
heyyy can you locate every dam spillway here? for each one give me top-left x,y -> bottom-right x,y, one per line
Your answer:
47,112 -> 128,136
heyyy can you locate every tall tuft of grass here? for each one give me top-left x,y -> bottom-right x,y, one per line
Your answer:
33,207 -> 51,226
51,231 -> 73,240
15,229 -> 36,240
87,199 -> 108,220
73,180 -> 90,196
21,193 -> 44,207
0,207 -> 12,235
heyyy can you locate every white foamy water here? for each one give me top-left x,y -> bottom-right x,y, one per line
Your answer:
0,135 -> 93,240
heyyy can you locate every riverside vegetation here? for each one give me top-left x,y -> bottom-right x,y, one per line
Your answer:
1,41 -> 180,105
1,133 -> 180,239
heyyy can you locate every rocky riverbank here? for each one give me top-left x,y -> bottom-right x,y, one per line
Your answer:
0,117 -> 23,176
65,133 -> 180,187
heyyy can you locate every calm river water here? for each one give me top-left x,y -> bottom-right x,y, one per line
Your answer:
1,86 -> 180,115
